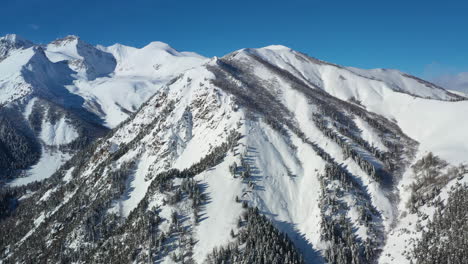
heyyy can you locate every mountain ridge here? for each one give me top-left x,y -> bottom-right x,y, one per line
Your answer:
0,34 -> 467,264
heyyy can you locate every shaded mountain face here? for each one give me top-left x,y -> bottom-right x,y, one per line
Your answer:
46,35 -> 117,80
0,36 -> 467,264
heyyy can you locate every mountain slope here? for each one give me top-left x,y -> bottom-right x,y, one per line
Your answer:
0,38 -> 467,264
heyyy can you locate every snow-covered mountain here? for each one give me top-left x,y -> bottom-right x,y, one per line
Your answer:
0,35 -> 467,264
0,34 -> 206,185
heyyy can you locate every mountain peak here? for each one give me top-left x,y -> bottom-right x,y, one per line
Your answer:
0,34 -> 31,44
261,44 -> 292,51
142,41 -> 181,56
144,41 -> 172,49
0,34 -> 34,61
49,35 -> 83,46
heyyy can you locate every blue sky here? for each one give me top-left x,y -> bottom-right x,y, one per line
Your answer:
1,0 -> 467,80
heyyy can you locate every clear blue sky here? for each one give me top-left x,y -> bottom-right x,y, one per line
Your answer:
1,0 -> 467,78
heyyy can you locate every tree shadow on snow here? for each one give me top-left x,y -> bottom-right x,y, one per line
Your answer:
196,182 -> 212,223
276,220 -> 326,264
